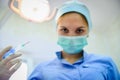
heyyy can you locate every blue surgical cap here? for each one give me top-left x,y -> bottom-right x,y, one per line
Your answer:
55,0 -> 92,31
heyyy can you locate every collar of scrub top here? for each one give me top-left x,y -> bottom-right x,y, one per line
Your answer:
55,0 -> 92,31
56,50 -> 88,65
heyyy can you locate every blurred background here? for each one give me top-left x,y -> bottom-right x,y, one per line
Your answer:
0,0 -> 120,79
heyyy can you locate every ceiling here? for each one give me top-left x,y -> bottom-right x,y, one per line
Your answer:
0,0 -> 120,32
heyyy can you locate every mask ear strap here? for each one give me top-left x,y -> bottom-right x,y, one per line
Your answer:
87,35 -> 89,38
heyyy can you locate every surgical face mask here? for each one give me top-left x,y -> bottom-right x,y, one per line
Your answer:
57,35 -> 88,54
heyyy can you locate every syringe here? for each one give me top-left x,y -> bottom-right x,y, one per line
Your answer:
2,41 -> 30,59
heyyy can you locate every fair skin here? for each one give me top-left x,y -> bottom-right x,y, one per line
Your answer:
57,12 -> 88,64
0,46 -> 22,80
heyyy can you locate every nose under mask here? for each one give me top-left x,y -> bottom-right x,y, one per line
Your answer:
57,35 -> 88,54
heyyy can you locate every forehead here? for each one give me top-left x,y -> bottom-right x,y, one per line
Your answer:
57,12 -> 88,28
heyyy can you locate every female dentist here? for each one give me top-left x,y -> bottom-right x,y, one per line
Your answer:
28,0 -> 120,80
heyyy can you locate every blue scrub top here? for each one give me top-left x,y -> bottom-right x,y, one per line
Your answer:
28,51 -> 120,80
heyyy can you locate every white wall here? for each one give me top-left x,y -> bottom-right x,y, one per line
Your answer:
0,13 -> 59,61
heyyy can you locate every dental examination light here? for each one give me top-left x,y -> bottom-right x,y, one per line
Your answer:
10,0 -> 56,23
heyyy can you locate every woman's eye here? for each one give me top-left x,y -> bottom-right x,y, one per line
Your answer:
61,28 -> 68,33
76,29 -> 84,33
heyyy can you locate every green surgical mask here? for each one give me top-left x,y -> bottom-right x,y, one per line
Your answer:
57,35 -> 88,54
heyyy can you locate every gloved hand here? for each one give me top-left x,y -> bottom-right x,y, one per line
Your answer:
0,46 -> 22,80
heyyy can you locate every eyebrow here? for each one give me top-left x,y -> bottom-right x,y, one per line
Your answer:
78,26 -> 87,28
61,25 -> 67,27
58,26 -> 66,28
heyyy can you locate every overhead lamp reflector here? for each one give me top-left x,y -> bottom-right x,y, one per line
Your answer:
20,0 -> 50,22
